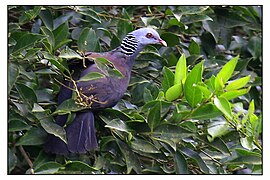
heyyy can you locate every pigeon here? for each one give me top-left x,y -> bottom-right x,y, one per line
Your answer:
44,27 -> 167,154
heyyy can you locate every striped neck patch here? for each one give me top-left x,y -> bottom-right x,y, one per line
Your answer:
120,33 -> 139,56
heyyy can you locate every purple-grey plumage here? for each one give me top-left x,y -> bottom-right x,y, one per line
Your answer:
44,28 -> 167,154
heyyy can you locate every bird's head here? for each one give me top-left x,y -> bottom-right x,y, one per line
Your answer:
130,27 -> 167,47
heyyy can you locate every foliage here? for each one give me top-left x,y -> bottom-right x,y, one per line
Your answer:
8,6 -> 262,174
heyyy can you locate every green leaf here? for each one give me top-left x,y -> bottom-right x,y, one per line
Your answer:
10,32 -> 47,54
161,66 -> 175,92
215,56 -> 239,90
247,36 -> 261,59
193,83 -> 212,99
64,161 -> 97,172
53,22 -> 69,50
117,139 -> 142,174
8,148 -> 17,173
147,101 -> 161,131
207,120 -> 229,142
15,83 -> 37,108
105,118 -> 131,133
131,138 -> 160,153
174,150 -> 188,174
160,32 -> 180,46
184,61 -> 203,108
40,26 -> 55,53
16,127 -> 47,146
225,75 -> 250,91
165,84 -> 182,101
220,88 -> 250,100
8,119 -> 31,132
214,97 -> 233,120
78,8 -> 101,23
180,147 -> 209,173
39,9 -> 54,30
188,39 -> 200,55
59,46 -> 83,59
42,51 -> 70,73
34,162 -> 63,174
54,99 -> 87,115
174,54 -> 187,84
143,88 -> 153,102
8,63 -> 19,94
191,103 -> 222,120
94,57 -> 124,78
40,118 -> 67,144
77,72 -> 105,82
78,27 -> 98,52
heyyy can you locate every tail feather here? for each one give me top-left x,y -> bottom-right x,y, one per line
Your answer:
44,112 -> 98,154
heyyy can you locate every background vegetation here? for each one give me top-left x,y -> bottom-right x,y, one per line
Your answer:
8,6 -> 262,174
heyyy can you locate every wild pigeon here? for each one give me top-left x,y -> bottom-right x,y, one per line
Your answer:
44,27 -> 167,154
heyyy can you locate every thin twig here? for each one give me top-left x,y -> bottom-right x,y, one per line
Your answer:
19,145 -> 34,174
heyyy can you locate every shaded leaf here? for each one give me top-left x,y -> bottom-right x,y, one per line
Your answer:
15,83 -> 37,108
174,150 -> 188,174
53,22 -> 69,50
147,101 -> 161,131
131,138 -> 160,153
35,162 -> 62,174
64,161 -> 97,172
8,63 -> 19,94
16,127 -> 47,146
162,66 -> 175,92
54,99 -> 87,115
8,119 -> 31,132
8,149 -> 17,173
188,39 -> 200,55
78,27 -> 98,52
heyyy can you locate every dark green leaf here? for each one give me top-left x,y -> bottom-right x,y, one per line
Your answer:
35,162 -> 63,174
64,161 -> 97,172
15,83 -> 37,108
207,120 -> 229,142
147,101 -> 161,131
162,66 -> 175,92
191,103 -> 222,120
8,63 -> 19,94
11,32 -> 46,54
184,61 -> 203,108
174,150 -> 188,174
54,99 -> 87,115
179,147 -> 209,173
105,118 -> 132,133
188,39 -> 200,55
39,9 -> 54,30
78,27 -> 98,52
16,127 -> 47,146
247,36 -> 261,59
8,149 -> 17,173
131,138 -> 160,153
9,119 -> 31,132
160,32 -> 179,46
77,72 -> 105,82
53,22 -> 69,50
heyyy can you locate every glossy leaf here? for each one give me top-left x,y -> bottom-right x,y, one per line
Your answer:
53,22 -> 69,50
220,88 -> 250,100
207,120 -> 229,142
77,72 -> 105,82
10,32 -> 46,54
131,139 -> 160,153
8,63 -> 19,94
160,32 -> 180,46
174,150 -> 188,174
54,99 -> 87,115
226,75 -> 250,91
78,27 -> 98,52
174,54 -> 187,85
16,127 -> 47,146
161,66 -> 175,92
15,83 -> 37,108
8,119 -> 31,132
34,162 -> 63,174
215,56 -> 239,90
184,61 -> 203,108
64,161 -> 97,172
214,97 -> 233,120
165,83 -> 182,101
147,101 -> 161,131
59,46 -> 83,59
191,103 -> 222,120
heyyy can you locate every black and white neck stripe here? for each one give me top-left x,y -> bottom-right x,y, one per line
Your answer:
120,33 -> 139,56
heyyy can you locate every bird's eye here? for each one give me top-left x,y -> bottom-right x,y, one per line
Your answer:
146,33 -> 153,38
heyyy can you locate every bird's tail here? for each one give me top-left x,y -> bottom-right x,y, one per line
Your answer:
44,111 -> 98,154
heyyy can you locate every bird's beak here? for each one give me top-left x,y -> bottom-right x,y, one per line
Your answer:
159,39 -> 167,47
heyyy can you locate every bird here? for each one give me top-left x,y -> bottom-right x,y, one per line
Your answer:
44,27 -> 167,154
